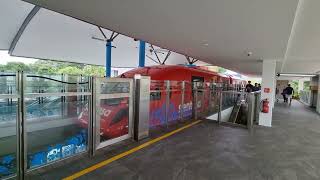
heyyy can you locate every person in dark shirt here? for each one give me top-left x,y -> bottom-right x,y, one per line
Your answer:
252,83 -> 259,92
284,84 -> 294,105
245,81 -> 254,92
258,84 -> 261,90
282,89 -> 287,103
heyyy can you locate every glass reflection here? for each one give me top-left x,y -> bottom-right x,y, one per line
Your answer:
98,98 -> 129,142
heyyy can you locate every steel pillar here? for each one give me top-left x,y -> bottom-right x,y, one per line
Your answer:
106,41 -> 112,77
139,41 -> 146,67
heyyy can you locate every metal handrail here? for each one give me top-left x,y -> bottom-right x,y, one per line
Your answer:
24,92 -> 92,98
26,75 -> 89,85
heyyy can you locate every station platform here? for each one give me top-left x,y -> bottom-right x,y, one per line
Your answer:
26,100 -> 320,180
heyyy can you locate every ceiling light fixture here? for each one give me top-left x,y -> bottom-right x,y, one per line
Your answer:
277,73 -> 316,77
246,51 -> 253,57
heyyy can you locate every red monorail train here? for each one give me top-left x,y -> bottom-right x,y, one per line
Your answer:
78,65 -> 245,139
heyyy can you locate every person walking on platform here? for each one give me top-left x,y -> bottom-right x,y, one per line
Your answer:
245,81 -> 254,92
284,84 -> 294,105
282,88 -> 287,103
252,83 -> 259,92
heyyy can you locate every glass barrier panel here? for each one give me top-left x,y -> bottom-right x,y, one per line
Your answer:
220,91 -> 250,125
0,74 -> 16,95
202,85 -> 211,116
195,90 -> 204,117
98,97 -> 129,142
25,74 -> 89,94
26,94 -> 89,169
222,92 -> 238,110
149,80 -> 167,128
207,86 -> 219,115
167,81 -> 182,124
0,98 -> 17,178
100,82 -> 130,94
0,73 -> 17,178
182,82 -> 193,120
25,74 -> 64,94
26,95 -> 89,169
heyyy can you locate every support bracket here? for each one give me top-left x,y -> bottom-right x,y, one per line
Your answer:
185,56 -> 199,65
149,45 -> 171,65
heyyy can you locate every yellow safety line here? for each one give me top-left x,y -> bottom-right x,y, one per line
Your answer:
63,120 -> 202,180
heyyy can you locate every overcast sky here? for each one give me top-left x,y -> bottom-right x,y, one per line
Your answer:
0,51 -> 37,65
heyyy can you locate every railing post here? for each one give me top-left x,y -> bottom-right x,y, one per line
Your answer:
208,83 -> 212,114
165,80 -> 170,128
218,91 -> 222,124
193,85 -> 198,120
16,71 -> 26,180
88,76 -> 95,157
201,86 -> 205,116
133,75 -> 150,141
247,93 -> 255,130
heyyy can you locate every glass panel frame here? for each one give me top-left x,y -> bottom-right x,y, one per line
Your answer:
0,73 -> 18,179
148,80 -> 168,129
94,78 -> 133,150
23,74 -> 91,172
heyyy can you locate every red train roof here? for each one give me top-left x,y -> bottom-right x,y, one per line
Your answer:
121,65 -> 220,78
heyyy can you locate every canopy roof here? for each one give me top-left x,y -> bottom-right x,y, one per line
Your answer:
0,0 -> 209,68
21,0 -> 320,76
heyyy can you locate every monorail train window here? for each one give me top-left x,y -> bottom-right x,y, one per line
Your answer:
192,76 -> 204,89
150,87 -> 161,101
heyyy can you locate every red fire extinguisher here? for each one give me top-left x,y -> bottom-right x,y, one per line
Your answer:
261,99 -> 269,113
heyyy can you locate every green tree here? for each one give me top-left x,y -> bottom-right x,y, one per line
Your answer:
82,65 -> 105,77
303,81 -> 310,91
0,64 -> 5,72
3,62 -> 31,72
290,80 -> 299,96
0,59 -> 106,77
57,66 -> 83,75
30,61 -> 58,75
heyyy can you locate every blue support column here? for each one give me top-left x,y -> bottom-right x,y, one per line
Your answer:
139,41 -> 146,67
106,40 -> 112,77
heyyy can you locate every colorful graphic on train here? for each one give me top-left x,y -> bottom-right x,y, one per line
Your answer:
77,65 -> 245,138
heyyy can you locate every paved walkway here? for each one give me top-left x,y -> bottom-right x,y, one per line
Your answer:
29,100 -> 320,180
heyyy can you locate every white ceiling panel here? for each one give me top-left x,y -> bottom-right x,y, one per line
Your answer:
282,0 -> 320,74
23,0 -> 299,75
0,0 -> 33,50
11,8 -> 204,67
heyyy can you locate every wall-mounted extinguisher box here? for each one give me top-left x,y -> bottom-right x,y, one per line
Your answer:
261,99 -> 269,113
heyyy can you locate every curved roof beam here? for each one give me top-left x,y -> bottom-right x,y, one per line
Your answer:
9,6 -> 40,55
